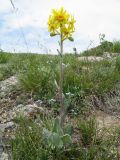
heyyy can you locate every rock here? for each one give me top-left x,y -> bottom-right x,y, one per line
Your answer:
5,122 -> 15,130
10,103 -> 45,119
0,124 -> 7,133
0,103 -> 45,124
78,56 -> 104,62
103,52 -> 112,59
0,152 -> 8,160
111,52 -> 120,57
35,100 -> 43,107
0,137 -> 10,160
0,122 -> 15,133
103,52 -> 120,59
0,76 -> 18,98
0,144 -> 4,156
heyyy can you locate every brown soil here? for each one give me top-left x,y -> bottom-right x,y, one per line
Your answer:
95,110 -> 120,128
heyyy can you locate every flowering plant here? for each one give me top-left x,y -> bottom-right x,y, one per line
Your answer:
48,7 -> 75,127
48,7 -> 76,41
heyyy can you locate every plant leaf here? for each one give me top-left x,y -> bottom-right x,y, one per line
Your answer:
50,33 -> 56,37
52,118 -> 63,136
64,124 -> 74,136
68,37 -> 74,41
62,134 -> 72,144
49,133 -> 63,148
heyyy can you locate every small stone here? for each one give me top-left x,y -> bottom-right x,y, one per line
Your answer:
5,122 -> 14,130
0,122 -> 14,133
0,145 -> 4,156
35,100 -> 43,106
0,152 -> 9,160
0,125 -> 5,133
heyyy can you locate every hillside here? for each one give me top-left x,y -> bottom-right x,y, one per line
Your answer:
0,46 -> 120,159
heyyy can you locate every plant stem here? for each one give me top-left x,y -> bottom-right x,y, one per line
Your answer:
59,33 -> 65,127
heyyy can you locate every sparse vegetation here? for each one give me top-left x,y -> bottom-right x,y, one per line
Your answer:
1,40 -> 120,159
11,115 -> 120,160
0,50 -> 120,107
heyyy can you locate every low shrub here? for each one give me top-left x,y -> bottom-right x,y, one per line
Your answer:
0,52 -> 12,63
78,117 -> 97,146
18,57 -> 58,99
81,40 -> 120,57
113,41 -> 120,53
115,56 -> 120,71
0,64 -> 14,81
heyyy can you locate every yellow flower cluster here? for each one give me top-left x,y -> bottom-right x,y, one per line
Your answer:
48,7 -> 76,41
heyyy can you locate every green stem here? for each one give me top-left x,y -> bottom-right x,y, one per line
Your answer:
59,33 -> 65,128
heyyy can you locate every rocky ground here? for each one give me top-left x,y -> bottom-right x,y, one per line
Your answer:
0,76 -> 47,160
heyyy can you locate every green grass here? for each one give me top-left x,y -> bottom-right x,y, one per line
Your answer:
0,64 -> 14,81
115,56 -> 120,71
78,116 -> 97,146
0,47 -> 120,159
113,41 -> 120,53
81,40 -> 120,56
11,116 -> 75,160
16,55 -> 120,97
11,115 -> 120,160
0,51 -> 12,64
0,52 -> 120,109
0,52 -> 14,80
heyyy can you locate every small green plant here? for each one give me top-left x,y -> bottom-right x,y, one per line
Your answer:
19,57 -> 57,99
0,52 -> 12,64
11,117 -> 46,160
113,41 -> 120,53
0,64 -> 14,81
76,116 -> 120,160
116,56 -> 120,71
43,118 -> 73,149
78,117 -> 97,146
100,41 -> 113,52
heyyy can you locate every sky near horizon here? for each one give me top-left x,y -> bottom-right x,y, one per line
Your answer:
0,0 -> 120,54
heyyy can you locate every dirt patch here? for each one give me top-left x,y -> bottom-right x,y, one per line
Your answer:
95,110 -> 120,128
85,84 -> 120,117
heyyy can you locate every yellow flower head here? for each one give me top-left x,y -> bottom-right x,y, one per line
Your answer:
48,15 -> 58,33
48,7 -> 76,41
52,7 -> 70,23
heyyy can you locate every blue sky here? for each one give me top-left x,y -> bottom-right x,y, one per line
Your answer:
0,0 -> 120,54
